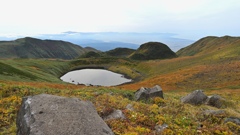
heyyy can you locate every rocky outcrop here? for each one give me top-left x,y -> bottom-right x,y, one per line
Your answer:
181,90 -> 208,105
17,94 -> 114,135
134,85 -> 163,101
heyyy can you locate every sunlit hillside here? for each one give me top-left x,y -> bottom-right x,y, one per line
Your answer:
122,36 -> 240,91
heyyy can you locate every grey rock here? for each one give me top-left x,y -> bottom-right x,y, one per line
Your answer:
17,94 -> 114,135
103,109 -> 126,121
205,95 -> 224,108
134,85 -> 163,101
155,123 -> 168,133
181,90 -> 208,105
224,117 -> 240,125
126,104 -> 134,111
201,110 -> 226,116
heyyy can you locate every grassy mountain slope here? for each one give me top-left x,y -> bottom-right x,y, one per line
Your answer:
129,42 -> 177,60
0,61 -> 39,81
177,36 -> 240,56
0,59 -> 71,82
122,36 -> 240,91
1,36 -> 239,90
0,37 -> 89,59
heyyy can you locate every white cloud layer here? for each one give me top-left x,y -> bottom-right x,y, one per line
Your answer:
0,0 -> 240,39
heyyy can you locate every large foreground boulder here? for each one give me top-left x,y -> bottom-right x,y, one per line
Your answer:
134,85 -> 163,101
17,94 -> 114,135
181,90 -> 208,105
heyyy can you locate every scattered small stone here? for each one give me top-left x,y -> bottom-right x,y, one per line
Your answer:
126,104 -> 134,111
201,110 -> 226,117
103,109 -> 126,121
224,117 -> 240,125
199,110 -> 227,118
108,92 -> 114,95
155,123 -> 168,134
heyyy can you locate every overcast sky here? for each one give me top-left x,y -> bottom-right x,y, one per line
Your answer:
0,0 -> 240,40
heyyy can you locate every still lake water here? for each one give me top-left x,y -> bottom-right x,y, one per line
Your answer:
60,69 -> 132,86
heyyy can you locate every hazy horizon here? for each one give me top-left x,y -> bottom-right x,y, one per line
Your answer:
0,0 -> 240,41
0,32 -> 196,52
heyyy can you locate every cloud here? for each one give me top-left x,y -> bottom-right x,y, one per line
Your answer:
0,0 -> 240,39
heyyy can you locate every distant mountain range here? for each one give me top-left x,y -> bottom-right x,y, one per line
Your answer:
0,37 -> 98,59
0,36 -> 178,60
80,42 -> 178,60
1,35 -> 239,60
81,41 -> 138,51
0,32 -> 195,52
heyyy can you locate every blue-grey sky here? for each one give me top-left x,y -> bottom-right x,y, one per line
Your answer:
0,0 -> 240,40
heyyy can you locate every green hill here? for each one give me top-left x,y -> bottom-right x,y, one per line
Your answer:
0,37 -> 92,59
176,36 -> 240,56
129,42 -> 177,60
80,47 -> 135,58
106,47 -> 136,57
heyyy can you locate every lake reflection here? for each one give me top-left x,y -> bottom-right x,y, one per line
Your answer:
60,69 -> 132,86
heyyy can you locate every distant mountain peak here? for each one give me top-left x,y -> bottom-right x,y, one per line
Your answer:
62,31 -> 79,34
129,42 -> 177,60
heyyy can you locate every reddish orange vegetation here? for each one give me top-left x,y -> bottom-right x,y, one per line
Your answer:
120,65 -> 207,90
2,55 -> 239,92
206,89 -> 240,94
120,60 -> 240,91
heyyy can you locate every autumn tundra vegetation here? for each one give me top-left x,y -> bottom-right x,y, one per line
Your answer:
0,36 -> 240,134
